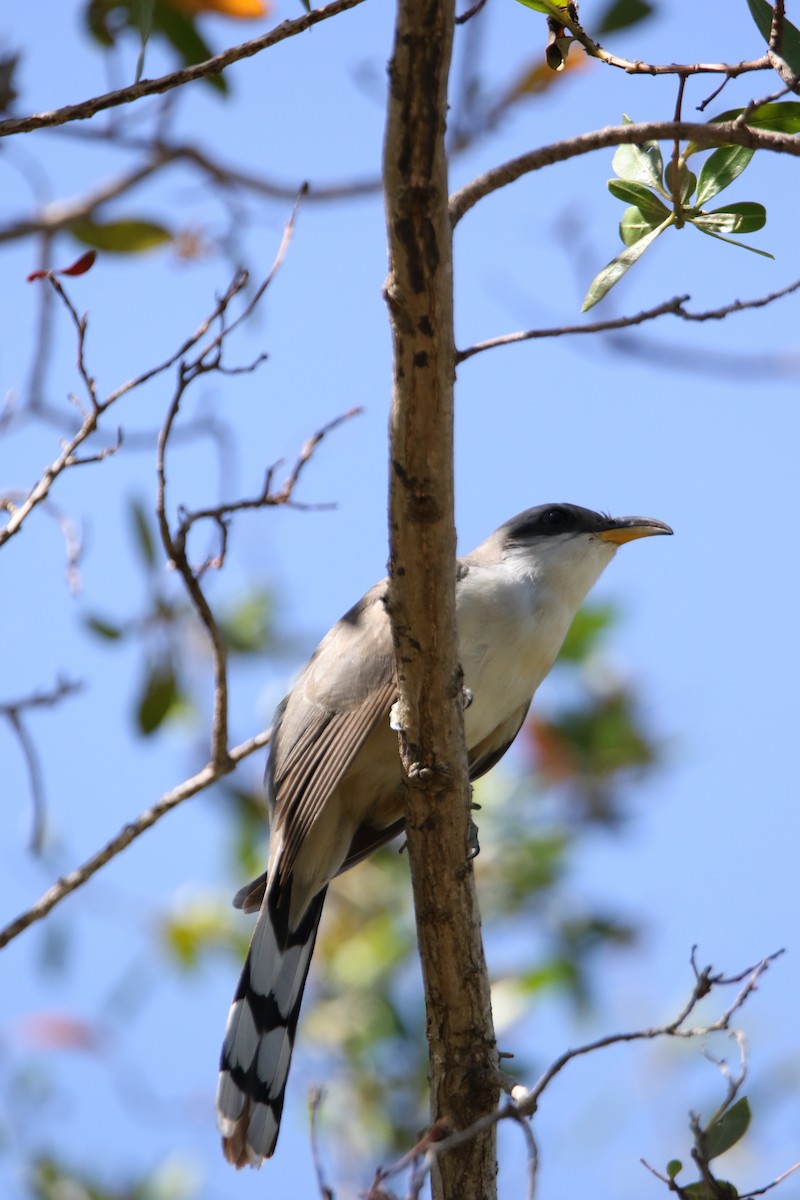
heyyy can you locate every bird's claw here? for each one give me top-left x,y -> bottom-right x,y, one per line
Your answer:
467,816 -> 480,860
462,687 -> 473,711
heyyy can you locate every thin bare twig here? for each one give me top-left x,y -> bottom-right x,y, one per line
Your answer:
308,1088 -> 335,1200
670,74 -> 688,215
697,72 -> 735,112
456,296 -> 691,361
456,278 -> 800,363
0,268 -> 254,552
368,952 -> 784,1199
175,406 -> 363,576
741,1161 -> 800,1197
0,493 -> 84,590
455,0 -> 488,26
767,0 -> 800,92
677,276 -> 800,321
0,726 -> 271,950
0,193 -> 352,951
532,1 -> 770,79
0,0 -> 366,141
0,678 -> 83,853
512,1113 -> 539,1200
155,192 -> 305,767
0,159 -> 165,245
519,952 -> 783,1115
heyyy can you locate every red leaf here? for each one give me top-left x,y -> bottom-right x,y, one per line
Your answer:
526,716 -> 577,782
19,1012 -> 100,1051
61,249 -> 97,276
27,249 -> 97,283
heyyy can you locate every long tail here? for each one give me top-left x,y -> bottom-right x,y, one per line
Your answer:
216,885 -> 327,1167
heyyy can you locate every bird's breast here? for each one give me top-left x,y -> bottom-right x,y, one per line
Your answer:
457,569 -> 571,748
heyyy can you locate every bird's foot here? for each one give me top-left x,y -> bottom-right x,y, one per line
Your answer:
389,700 -> 403,733
467,816 -> 480,859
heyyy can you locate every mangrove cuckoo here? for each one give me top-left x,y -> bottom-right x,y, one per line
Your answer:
216,502 -> 672,1166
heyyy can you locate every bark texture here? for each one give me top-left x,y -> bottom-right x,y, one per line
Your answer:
383,3 -> 499,1198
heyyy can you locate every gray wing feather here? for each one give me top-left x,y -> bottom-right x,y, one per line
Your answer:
269,582 -> 397,880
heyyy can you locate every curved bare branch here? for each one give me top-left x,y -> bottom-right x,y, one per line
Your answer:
0,726 -> 271,951
0,0 -> 367,141
450,120 -> 800,226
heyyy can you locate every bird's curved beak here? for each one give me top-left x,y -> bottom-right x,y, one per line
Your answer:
595,515 -> 673,545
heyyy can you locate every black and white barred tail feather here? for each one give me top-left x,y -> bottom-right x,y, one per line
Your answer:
216,886 -> 326,1167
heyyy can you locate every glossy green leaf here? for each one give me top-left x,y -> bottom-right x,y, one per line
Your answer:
686,102 -> 800,157
703,1097 -> 751,1161
694,201 -> 766,234
582,216 -> 671,311
695,145 -> 755,206
667,1160 -> 683,1179
747,0 -> 800,76
612,115 -> 664,190
665,159 -> 697,204
607,178 -> 670,217
84,614 -> 125,641
69,218 -> 172,254
136,663 -> 180,735
513,0 -> 571,13
619,205 -> 667,246
692,223 -> 774,259
597,0 -> 654,35
129,497 -> 157,569
709,102 -> 800,135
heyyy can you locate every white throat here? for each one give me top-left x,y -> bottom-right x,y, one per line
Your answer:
455,533 -> 618,747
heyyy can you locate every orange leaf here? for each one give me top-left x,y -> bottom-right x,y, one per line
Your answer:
163,0 -> 269,16
499,49 -> 588,110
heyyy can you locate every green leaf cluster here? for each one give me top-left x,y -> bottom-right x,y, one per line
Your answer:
581,102 -> 800,310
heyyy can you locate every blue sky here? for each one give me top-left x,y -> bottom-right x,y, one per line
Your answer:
1,1 -> 799,1197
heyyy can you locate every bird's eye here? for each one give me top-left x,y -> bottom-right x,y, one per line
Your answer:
544,508 -> 567,528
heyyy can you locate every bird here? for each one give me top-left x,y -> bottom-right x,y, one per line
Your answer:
216,502 -> 672,1167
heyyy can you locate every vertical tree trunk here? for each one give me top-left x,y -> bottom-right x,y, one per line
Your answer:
383,3 -> 499,1198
